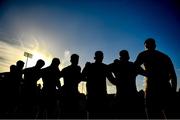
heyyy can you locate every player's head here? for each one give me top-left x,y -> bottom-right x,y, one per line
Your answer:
144,38 -> 156,50
94,51 -> 103,63
51,58 -> 60,67
35,59 -> 45,68
119,50 -> 129,61
16,60 -> 24,69
70,54 -> 79,65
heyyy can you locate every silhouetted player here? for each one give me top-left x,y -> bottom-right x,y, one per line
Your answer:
15,60 -> 24,96
0,60 -> 24,118
41,58 -> 61,118
42,58 -> 61,97
23,59 -> 45,98
135,38 -> 177,119
16,60 -> 25,85
22,59 -> 45,118
10,60 -> 24,112
82,51 -> 116,118
60,54 -> 82,118
61,54 -> 81,97
0,65 -> 17,116
110,50 -> 138,97
109,50 -> 145,118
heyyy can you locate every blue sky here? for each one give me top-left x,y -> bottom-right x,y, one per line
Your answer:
0,0 -> 180,92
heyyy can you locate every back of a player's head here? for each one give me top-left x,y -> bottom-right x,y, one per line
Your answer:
36,59 -> 45,68
51,58 -> 60,67
16,60 -> 24,69
70,54 -> 79,65
144,38 -> 156,50
119,50 -> 129,61
10,65 -> 16,72
94,51 -> 103,62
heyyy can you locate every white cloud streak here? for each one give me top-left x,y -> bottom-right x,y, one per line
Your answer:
60,50 -> 71,69
0,40 -> 24,72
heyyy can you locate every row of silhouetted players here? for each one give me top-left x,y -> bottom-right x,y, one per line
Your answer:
0,38 -> 179,119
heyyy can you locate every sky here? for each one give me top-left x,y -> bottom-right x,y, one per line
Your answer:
0,0 -> 180,93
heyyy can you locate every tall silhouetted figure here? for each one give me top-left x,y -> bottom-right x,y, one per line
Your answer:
0,65 -> 17,118
22,59 -> 45,118
82,51 -> 116,118
110,50 -> 137,97
6,65 -> 20,117
60,54 -> 84,118
0,60 -> 24,118
41,58 -> 61,118
109,50 -> 146,118
15,60 -> 24,113
16,60 -> 25,84
135,38 -> 177,119
16,60 -> 25,89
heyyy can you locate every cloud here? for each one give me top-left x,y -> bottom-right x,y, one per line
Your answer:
0,40 -> 24,72
60,50 -> 71,69
0,32 -> 54,72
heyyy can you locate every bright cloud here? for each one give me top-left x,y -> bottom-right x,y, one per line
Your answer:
60,50 -> 71,69
0,40 -> 24,72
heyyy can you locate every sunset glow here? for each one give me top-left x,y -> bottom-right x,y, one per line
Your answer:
0,0 -> 180,93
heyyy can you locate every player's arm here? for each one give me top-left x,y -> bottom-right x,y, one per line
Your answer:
169,58 -> 177,92
134,53 -> 148,77
106,64 -> 116,85
81,62 -> 91,82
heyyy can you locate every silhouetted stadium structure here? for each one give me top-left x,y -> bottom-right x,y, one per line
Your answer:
0,39 -> 179,119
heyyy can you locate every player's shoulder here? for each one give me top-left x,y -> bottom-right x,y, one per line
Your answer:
140,50 -> 148,55
155,50 -> 170,59
61,66 -> 69,72
77,65 -> 81,69
102,63 -> 110,69
128,61 -> 134,65
23,67 -> 32,72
